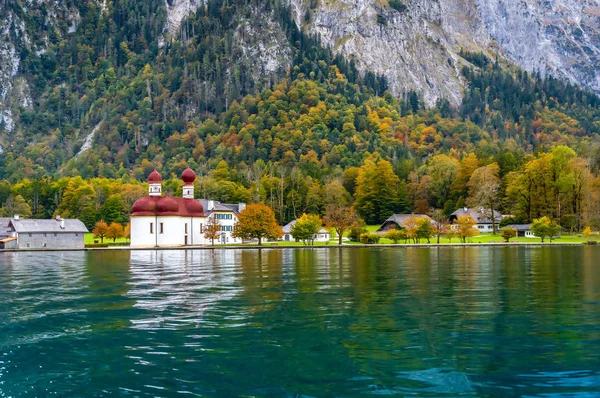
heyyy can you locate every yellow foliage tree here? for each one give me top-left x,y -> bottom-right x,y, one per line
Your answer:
456,215 -> 478,243
233,204 -> 282,246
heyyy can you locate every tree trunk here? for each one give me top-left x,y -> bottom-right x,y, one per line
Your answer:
258,237 -> 262,246
338,228 -> 343,245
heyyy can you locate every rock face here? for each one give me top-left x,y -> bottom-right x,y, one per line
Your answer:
0,2 -> 79,134
286,0 -> 600,105
476,0 -> 600,94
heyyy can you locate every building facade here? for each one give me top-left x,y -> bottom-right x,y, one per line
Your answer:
5,216 -> 88,249
130,168 -> 245,247
199,200 -> 244,245
449,208 -> 504,232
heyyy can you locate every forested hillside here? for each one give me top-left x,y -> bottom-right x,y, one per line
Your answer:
2,0 -> 600,230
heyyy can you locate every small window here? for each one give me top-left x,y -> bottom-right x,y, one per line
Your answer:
26,243 -> 30,248
200,223 -> 204,233
43,243 -> 47,248
54,233 -> 57,237
150,222 -> 154,234
75,233 -> 78,237
44,233 -> 47,237
28,233 -> 32,237
160,223 -> 164,234
185,223 -> 188,234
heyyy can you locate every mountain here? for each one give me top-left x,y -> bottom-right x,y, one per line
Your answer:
285,0 -> 600,106
0,0 -> 599,180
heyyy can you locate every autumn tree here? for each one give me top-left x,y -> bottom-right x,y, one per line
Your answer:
467,163 -> 501,234
233,204 -> 282,245
531,216 -> 561,242
124,223 -> 131,241
456,215 -> 477,243
402,215 -> 419,243
106,222 -> 125,242
204,216 -> 221,246
416,217 -> 433,243
323,205 -> 358,245
501,227 -> 517,242
428,154 -> 460,208
384,229 -> 404,244
0,194 -> 32,218
291,213 -> 322,245
354,157 -> 400,225
93,220 -> 109,243
431,209 -> 448,244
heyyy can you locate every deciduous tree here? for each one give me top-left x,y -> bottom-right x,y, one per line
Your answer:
467,163 -> 501,234
204,217 -> 221,246
106,222 -> 124,242
291,213 -> 322,245
93,220 -> 109,243
233,204 -> 282,245
323,205 -> 358,245
456,215 -> 477,243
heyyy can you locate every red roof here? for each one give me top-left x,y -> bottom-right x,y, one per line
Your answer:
148,169 -> 162,183
132,196 -> 205,217
181,168 -> 196,184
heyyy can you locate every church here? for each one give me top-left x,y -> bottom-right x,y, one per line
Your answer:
130,168 -> 244,247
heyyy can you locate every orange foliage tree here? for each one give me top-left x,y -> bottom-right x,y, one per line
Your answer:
232,204 -> 282,246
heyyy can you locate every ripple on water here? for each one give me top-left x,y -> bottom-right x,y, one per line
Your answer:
0,247 -> 598,396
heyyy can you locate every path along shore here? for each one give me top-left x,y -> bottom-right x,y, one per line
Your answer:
0,242 -> 590,253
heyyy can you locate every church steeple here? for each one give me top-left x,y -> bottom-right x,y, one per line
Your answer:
148,169 -> 163,197
181,168 -> 196,199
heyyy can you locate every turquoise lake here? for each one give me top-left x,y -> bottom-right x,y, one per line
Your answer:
0,247 -> 599,396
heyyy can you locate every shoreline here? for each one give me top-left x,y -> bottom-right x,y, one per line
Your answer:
0,241 -> 590,253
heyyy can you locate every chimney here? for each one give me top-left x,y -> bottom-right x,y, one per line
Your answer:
60,219 -> 65,229
13,214 -> 19,220
464,207 -> 468,212
208,200 -> 215,211
56,215 -> 61,221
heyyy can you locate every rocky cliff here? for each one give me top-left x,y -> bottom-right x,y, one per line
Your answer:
286,0 -> 600,105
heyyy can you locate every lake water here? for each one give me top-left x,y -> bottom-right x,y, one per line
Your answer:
0,247 -> 599,397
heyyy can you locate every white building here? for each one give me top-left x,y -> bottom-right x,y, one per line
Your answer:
199,200 -> 245,245
130,168 -> 245,247
282,219 -> 330,243
449,207 -> 504,233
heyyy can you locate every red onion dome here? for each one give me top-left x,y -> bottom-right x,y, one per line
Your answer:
156,196 -> 179,215
148,169 -> 162,183
132,197 -> 157,216
181,168 -> 196,184
184,199 -> 205,216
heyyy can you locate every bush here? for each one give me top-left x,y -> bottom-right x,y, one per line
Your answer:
585,240 -> 598,245
360,233 -> 381,244
384,229 -> 405,243
500,227 -> 517,242
348,221 -> 367,242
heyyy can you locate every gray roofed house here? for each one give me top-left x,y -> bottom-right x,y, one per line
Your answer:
198,200 -> 245,216
6,216 -> 88,249
377,214 -> 434,232
449,207 -> 503,224
449,207 -> 504,233
282,220 -> 330,242
0,218 -> 13,238
505,224 -> 535,238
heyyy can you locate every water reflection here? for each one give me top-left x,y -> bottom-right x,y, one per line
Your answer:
0,247 -> 598,396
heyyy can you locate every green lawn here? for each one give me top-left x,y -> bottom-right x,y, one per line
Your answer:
84,233 -> 129,245
363,227 -> 597,244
